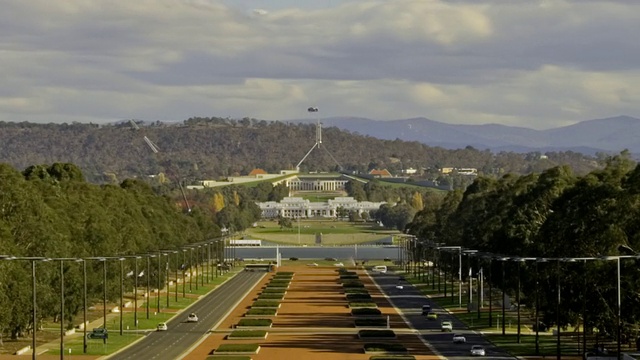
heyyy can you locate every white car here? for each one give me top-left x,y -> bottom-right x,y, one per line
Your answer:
395,285 -> 404,290
452,334 -> 466,344
187,313 -> 199,323
307,262 -> 319,267
441,321 -> 453,332
157,322 -> 168,331
470,345 -> 486,356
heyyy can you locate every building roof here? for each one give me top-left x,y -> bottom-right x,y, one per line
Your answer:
248,168 -> 268,176
369,169 -> 392,177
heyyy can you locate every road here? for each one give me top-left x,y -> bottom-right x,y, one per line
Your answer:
370,271 -> 517,359
108,271 -> 264,360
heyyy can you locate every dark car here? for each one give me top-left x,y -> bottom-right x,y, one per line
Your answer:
421,305 -> 431,315
87,328 -> 108,340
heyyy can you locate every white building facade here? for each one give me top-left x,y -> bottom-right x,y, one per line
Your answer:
258,196 -> 385,219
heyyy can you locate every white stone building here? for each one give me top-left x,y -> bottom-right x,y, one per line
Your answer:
258,196 -> 385,219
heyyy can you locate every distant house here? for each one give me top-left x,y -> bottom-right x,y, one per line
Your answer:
248,168 -> 268,177
369,169 -> 392,178
440,167 -> 477,176
401,167 -> 417,175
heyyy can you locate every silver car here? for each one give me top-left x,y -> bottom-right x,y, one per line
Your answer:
470,345 -> 486,356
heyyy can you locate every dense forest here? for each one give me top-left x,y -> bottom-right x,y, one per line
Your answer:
0,118 -> 606,186
406,151 -> 640,344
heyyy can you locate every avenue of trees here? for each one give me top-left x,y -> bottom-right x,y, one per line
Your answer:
0,162 -> 262,341
407,151 -> 640,344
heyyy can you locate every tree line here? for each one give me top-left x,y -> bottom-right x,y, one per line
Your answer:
0,162 -> 265,340
407,151 -> 640,344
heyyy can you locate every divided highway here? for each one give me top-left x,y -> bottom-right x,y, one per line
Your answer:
370,271 -> 517,359
109,271 -> 264,360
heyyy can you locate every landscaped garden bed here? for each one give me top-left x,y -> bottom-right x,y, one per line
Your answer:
355,318 -> 387,327
236,318 -> 273,328
347,293 -> 372,301
349,301 -> 377,308
261,288 -> 287,294
351,308 -> 382,316
252,300 -> 281,308
213,343 -> 261,355
363,343 -> 407,354
257,293 -> 284,300
245,308 -> 277,316
368,356 -> 415,360
342,281 -> 365,288
206,356 -> 253,360
227,330 -> 268,340
339,274 -> 359,281
344,288 -> 369,294
358,330 -> 396,339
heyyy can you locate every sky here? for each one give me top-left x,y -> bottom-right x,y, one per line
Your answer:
2,0 -> 640,130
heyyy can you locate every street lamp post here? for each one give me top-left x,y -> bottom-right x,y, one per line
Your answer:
2,256 -> 49,360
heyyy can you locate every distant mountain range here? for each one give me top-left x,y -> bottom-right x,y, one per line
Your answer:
293,115 -> 640,155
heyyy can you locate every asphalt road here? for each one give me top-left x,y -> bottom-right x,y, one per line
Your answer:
369,271 -> 517,359
108,271 -> 265,360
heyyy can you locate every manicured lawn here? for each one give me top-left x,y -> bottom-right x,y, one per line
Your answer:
215,343 -> 260,353
236,318 -> 272,327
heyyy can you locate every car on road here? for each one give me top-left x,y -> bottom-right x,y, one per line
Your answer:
87,328 -> 108,340
470,345 -> 486,356
441,321 -> 453,332
426,311 -> 438,320
307,262 -> 319,267
421,305 -> 431,315
452,333 -> 466,344
395,284 -> 404,290
187,313 -> 199,322
157,323 -> 168,331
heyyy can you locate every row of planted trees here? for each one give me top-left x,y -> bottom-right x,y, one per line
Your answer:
0,162 -> 257,342
406,151 -> 640,350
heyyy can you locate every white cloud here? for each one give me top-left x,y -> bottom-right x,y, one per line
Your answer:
0,0 -> 639,129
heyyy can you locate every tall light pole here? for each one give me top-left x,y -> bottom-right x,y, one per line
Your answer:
2,256 -> 49,360
439,246 -> 463,307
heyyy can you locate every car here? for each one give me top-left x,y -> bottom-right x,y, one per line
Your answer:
307,262 -> 319,267
426,311 -> 438,320
156,322 -> 168,331
334,262 -> 344,267
395,285 -> 404,290
187,313 -> 199,322
421,305 -> 431,315
452,333 -> 466,344
470,345 -> 486,356
441,321 -> 453,332
87,328 -> 108,339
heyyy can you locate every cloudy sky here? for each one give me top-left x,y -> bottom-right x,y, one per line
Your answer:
2,0 -> 639,129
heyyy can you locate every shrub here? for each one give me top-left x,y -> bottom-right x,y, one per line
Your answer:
351,308 -> 381,316
368,356 -> 416,360
246,308 -> 277,316
229,330 -> 267,338
358,330 -> 396,338
363,343 -> 407,352
237,318 -> 272,327
261,288 -> 286,294
349,302 -> 377,308
355,318 -> 387,327
342,281 -> 364,288
216,344 -> 260,353
345,288 -> 369,294
275,271 -> 294,276
340,275 -> 359,280
289,257 -> 299,261
252,300 -> 280,308
257,294 -> 284,300
206,356 -> 253,360
347,293 -> 372,301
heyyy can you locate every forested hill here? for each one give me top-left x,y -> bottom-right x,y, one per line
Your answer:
0,118 -> 605,184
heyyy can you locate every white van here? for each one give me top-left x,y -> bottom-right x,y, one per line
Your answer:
372,265 -> 387,273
